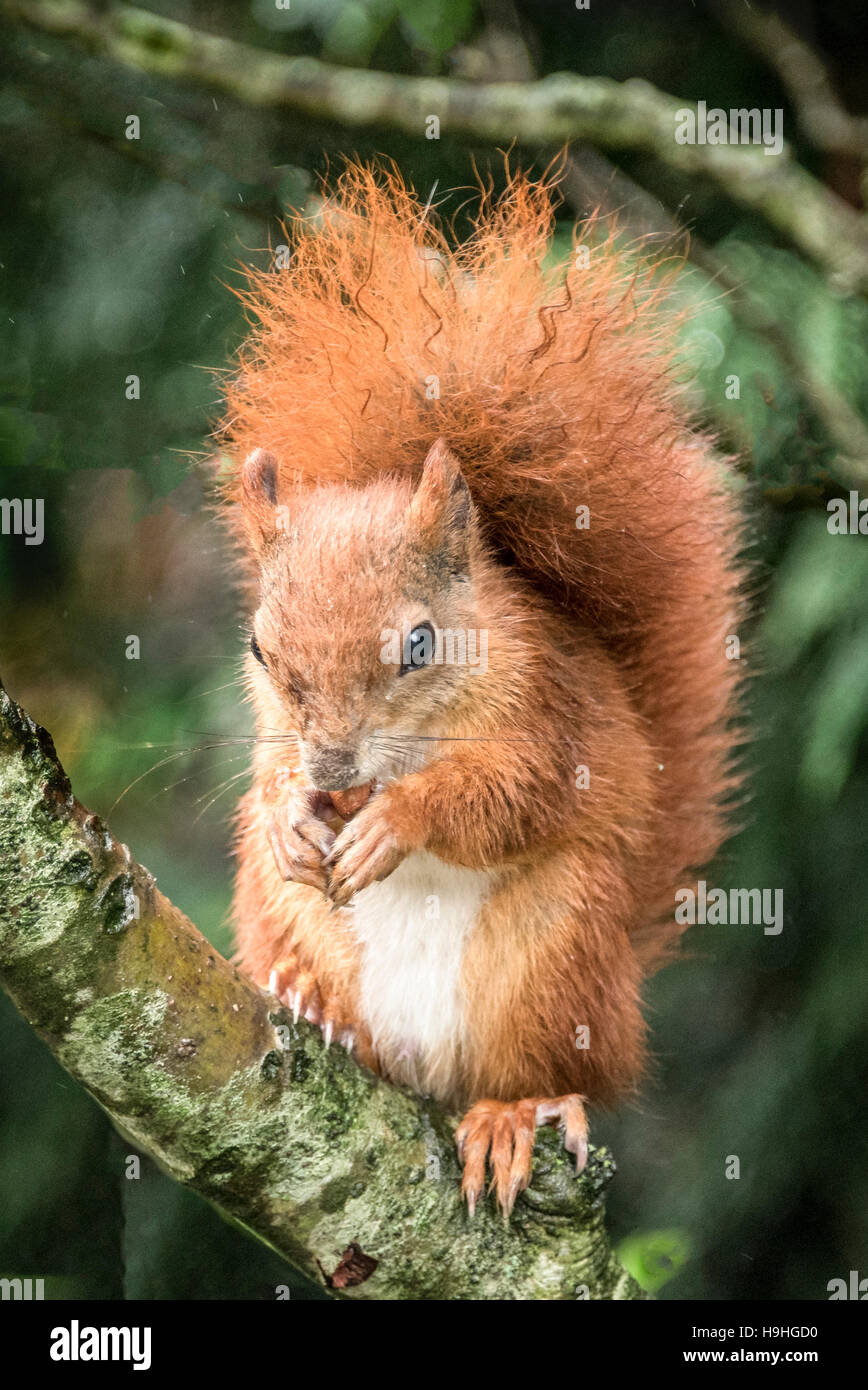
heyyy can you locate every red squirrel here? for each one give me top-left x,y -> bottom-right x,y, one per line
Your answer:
219,163 -> 743,1217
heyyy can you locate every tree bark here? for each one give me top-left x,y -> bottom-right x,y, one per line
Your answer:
0,679 -> 644,1301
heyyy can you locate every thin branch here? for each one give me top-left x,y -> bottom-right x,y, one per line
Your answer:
713,0 -> 868,162
0,679 -> 642,1302
557,148 -> 868,489
462,4 -> 868,490
6,0 -> 868,296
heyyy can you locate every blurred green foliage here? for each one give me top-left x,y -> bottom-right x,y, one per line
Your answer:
618,1228 -> 691,1296
0,0 -> 866,1301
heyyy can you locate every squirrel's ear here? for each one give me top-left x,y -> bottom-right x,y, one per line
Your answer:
240,448 -> 281,547
242,448 -> 278,506
409,439 -> 473,563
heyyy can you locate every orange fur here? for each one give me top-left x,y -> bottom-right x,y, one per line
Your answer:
218,162 -> 744,1211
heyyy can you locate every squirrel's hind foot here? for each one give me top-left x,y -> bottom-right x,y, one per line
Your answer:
267,954 -> 355,1052
455,1094 -> 588,1220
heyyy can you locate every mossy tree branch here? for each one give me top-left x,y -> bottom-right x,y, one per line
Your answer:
6,0 -> 868,297
0,679 -> 642,1301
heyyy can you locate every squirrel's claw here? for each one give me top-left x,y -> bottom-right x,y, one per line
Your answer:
267,954 -> 351,1050
264,955 -> 377,1068
327,872 -> 358,909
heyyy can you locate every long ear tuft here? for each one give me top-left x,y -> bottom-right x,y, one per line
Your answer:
240,448 -> 280,547
408,439 -> 474,567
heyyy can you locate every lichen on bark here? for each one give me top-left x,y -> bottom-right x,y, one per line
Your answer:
0,679 -> 644,1300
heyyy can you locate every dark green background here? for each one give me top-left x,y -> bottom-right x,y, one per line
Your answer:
1,0 -> 866,1300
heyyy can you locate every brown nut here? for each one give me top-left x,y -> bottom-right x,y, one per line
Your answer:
328,782 -> 375,820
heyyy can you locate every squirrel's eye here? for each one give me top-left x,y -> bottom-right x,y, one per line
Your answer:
250,633 -> 267,667
399,622 -> 436,675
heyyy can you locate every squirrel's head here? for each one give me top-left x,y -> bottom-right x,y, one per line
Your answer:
244,440 -> 486,790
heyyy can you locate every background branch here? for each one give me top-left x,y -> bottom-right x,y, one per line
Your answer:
0,678 -> 642,1302
7,0 -> 868,297
557,148 -> 868,489
459,0 -> 868,490
713,0 -> 868,162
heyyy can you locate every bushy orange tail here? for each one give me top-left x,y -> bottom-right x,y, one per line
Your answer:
219,160 -> 745,967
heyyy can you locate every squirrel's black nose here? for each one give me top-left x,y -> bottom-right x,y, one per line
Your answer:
306,745 -> 359,791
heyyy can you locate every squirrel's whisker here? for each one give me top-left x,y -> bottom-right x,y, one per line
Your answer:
193,768 -> 254,822
109,747 -> 214,815
109,738 -> 265,813
370,734 -> 540,745
190,677 -> 247,700
145,751 -> 249,805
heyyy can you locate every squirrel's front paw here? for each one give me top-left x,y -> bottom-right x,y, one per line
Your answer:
324,793 -> 412,906
266,786 -> 336,893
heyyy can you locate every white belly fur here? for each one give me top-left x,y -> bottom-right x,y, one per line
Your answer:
350,851 -> 491,1097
